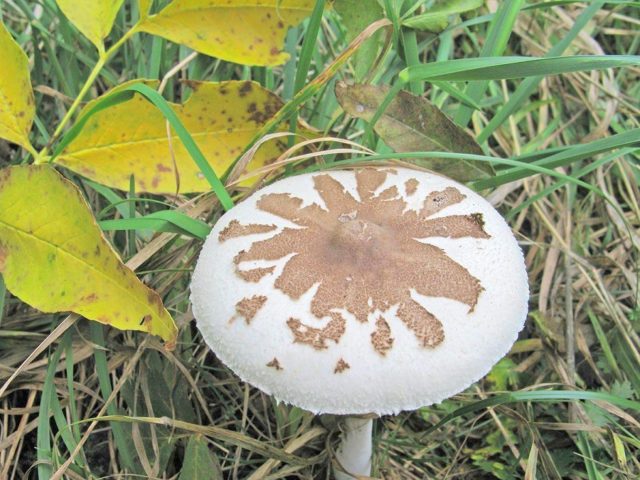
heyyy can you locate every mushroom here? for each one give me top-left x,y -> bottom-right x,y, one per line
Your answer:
191,167 -> 528,478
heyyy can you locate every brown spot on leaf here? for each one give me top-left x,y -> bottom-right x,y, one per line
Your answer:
0,243 -> 7,271
219,220 -> 277,242
147,290 -> 164,314
0,168 -> 11,185
233,295 -> 267,324
81,293 -> 98,303
238,81 -> 253,97
270,47 -> 279,56
182,79 -> 202,91
266,357 -> 283,370
334,358 -> 350,374
141,314 -> 152,330
233,169 -> 488,354
157,163 -> 172,173
371,317 -> 394,355
164,340 -> 176,352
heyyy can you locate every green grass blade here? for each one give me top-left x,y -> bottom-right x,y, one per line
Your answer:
294,0 -> 325,95
37,337 -> 64,479
90,322 -> 138,473
472,129 -> 640,189
401,28 -> 422,94
453,0 -> 524,125
506,148 -> 634,219
421,390 -> 640,438
367,56 -> 639,141
477,0 -> 606,143
400,55 -> 640,82
99,210 -> 211,239
50,83 -> 234,211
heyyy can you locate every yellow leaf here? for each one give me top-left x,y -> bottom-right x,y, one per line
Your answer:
138,0 -> 153,19
0,21 -> 35,153
56,0 -> 125,50
0,165 -> 177,347
57,80 -> 288,194
138,0 -> 315,66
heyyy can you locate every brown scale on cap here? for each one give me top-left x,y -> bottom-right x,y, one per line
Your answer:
219,220 -> 276,242
232,295 -> 267,324
287,312 -> 345,350
232,169 -> 489,353
405,178 -> 418,195
266,357 -> 283,370
371,317 -> 394,355
334,358 -> 350,374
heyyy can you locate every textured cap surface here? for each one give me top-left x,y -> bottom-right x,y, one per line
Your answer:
191,168 -> 529,415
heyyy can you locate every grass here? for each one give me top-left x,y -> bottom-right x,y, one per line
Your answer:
1,0 -> 640,478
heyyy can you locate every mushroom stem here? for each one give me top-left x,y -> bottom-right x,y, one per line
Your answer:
334,416 -> 373,480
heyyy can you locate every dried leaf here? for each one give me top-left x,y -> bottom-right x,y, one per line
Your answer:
0,21 -> 35,152
56,0 -> 125,50
335,82 -> 492,182
57,80 -> 288,194
138,0 -> 316,67
179,435 -> 223,480
403,0 -> 484,33
0,165 -> 177,346
334,0 -> 384,80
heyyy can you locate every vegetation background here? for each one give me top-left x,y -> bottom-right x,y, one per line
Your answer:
0,0 -> 639,478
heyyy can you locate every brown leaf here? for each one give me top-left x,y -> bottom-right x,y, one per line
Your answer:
335,82 -> 493,182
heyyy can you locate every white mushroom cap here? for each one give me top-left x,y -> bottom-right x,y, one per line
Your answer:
191,167 -> 528,415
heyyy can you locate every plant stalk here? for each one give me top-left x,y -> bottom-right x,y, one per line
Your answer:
47,25 -> 140,148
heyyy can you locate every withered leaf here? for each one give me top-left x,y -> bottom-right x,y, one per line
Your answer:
335,82 -> 493,182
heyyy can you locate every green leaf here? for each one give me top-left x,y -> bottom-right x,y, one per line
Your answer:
138,0 -> 317,66
335,82 -> 492,182
99,210 -> 212,239
335,0 -> 385,80
486,358 -> 519,391
55,0 -> 125,51
179,435 -> 223,480
0,21 -> 36,153
402,0 -> 484,32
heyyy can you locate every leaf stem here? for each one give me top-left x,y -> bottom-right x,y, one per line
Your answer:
46,24 -> 140,147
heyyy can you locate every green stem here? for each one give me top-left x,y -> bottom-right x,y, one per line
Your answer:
46,25 -> 140,147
